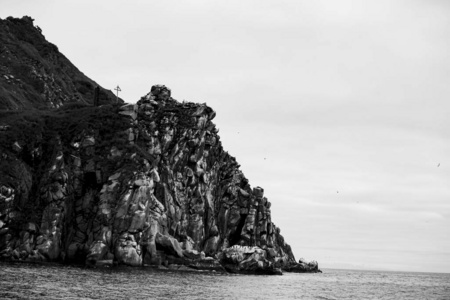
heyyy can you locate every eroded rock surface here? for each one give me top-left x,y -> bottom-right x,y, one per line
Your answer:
0,85 -> 319,274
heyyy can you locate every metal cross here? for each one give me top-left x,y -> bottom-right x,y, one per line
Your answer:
114,85 -> 121,103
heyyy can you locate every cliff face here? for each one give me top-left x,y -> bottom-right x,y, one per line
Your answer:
0,85 -> 319,274
0,18 -> 319,274
0,16 -> 118,110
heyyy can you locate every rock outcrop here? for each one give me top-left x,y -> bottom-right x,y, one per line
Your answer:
0,17 -> 319,274
0,84 -> 319,274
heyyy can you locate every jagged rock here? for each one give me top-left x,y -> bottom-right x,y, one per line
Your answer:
182,249 -> 205,260
27,250 -> 46,262
188,257 -> 226,272
115,233 -> 142,266
285,260 -> 320,273
36,236 -> 60,260
219,245 -> 282,275
86,241 -> 108,265
155,233 -> 183,258
0,81 -> 317,274
119,104 -> 138,120
203,236 -> 220,256
115,244 -> 142,266
150,85 -> 171,101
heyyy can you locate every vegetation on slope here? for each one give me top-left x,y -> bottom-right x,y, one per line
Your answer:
0,16 -> 119,110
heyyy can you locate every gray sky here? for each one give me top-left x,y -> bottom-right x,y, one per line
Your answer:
2,0 -> 449,273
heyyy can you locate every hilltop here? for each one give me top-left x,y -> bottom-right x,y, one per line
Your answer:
0,16 -> 118,110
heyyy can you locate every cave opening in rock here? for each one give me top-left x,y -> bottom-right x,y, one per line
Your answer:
229,214 -> 247,246
83,172 -> 97,189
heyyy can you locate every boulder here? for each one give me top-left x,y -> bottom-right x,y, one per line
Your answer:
284,260 -> 320,273
183,249 -> 205,260
219,245 -> 281,275
86,241 -> 108,265
253,187 -> 264,198
115,244 -> 142,266
155,233 -> 183,257
36,238 -> 60,260
120,103 -> 137,112
203,236 -> 220,256
188,258 -> 226,273
151,85 -> 171,101
24,222 -> 36,233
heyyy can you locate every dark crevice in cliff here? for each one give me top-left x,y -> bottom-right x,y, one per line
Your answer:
229,214 -> 247,247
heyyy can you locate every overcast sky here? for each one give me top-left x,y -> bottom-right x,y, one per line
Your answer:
2,0 -> 449,273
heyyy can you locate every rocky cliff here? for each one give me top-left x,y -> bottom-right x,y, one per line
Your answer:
0,85 -> 319,274
0,16 -> 118,110
0,17 -> 319,274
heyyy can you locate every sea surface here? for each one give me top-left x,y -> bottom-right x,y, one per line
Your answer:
0,261 -> 449,299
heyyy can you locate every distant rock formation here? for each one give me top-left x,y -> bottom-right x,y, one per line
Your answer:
0,16 -> 118,110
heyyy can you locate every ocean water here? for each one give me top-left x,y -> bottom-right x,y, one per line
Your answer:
0,261 -> 449,299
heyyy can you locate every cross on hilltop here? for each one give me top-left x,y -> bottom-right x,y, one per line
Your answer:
114,85 -> 121,103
